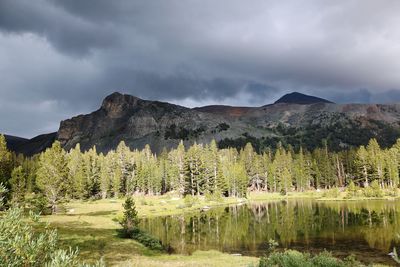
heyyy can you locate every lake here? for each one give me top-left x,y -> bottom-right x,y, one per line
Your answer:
140,199 -> 400,265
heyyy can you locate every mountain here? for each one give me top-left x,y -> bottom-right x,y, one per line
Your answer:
274,92 -> 334,105
6,91 -> 400,155
5,133 -> 57,156
4,135 -> 28,149
56,92 -> 400,153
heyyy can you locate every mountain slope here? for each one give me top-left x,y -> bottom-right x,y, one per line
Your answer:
4,135 -> 28,150
5,133 -> 57,156
274,92 -> 334,105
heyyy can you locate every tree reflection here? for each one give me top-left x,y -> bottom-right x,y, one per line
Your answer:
140,200 -> 400,260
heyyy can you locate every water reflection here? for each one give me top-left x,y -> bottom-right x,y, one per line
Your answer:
140,200 -> 400,264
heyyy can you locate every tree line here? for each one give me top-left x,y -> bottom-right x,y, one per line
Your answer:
1,134 -> 400,213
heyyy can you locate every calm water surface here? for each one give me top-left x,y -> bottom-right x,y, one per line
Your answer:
140,199 -> 400,265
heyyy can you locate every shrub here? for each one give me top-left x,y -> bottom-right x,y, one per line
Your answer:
184,195 -> 196,207
371,180 -> 383,197
131,228 -> 164,251
323,188 -> 340,198
362,186 -> 374,198
363,180 -> 383,198
259,250 -> 362,267
387,188 -> 399,197
345,181 -> 358,199
28,194 -> 52,215
0,184 -> 104,267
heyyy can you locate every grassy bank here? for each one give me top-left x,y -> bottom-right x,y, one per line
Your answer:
42,195 -> 261,266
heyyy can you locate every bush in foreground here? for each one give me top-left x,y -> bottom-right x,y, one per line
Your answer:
259,250 -> 363,267
131,228 -> 164,251
0,184 -> 104,267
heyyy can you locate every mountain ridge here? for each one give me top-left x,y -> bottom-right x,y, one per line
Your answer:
5,92 -> 400,155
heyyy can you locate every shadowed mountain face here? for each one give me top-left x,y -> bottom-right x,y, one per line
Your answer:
5,92 -> 400,155
274,92 -> 334,105
5,133 -> 57,156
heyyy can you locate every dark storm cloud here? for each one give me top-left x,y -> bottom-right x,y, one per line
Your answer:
1,0 -> 400,137
0,0 -> 119,56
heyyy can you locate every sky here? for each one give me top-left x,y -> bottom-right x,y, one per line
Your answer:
1,0 -> 400,138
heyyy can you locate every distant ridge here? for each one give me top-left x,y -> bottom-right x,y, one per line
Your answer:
4,132 -> 57,156
274,92 -> 334,105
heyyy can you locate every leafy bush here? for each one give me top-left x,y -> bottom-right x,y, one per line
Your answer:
387,188 -> 399,197
259,250 -> 363,267
0,184 -> 104,267
345,181 -> 359,199
28,194 -> 52,215
363,180 -> 383,198
362,186 -> 374,198
371,180 -> 383,197
131,228 -> 164,251
323,188 -> 340,198
184,195 -> 196,207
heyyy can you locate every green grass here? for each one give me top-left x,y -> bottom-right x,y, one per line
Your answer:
41,195 -> 259,266
248,191 -> 323,201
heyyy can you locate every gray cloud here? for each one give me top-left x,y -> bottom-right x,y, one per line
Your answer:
1,0 -> 400,137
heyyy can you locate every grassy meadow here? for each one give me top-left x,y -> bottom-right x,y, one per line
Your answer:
41,194 -> 261,266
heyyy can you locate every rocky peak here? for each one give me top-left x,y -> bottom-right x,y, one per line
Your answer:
274,92 -> 334,105
101,92 -> 141,118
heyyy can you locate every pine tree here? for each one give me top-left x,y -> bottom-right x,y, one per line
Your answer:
120,196 -> 139,237
319,140 -> 335,188
355,145 -> 369,187
281,167 -> 292,195
310,158 -> 321,189
0,135 -> 12,188
36,141 -> 68,213
293,147 -> 309,192
166,148 -> 180,193
83,147 -> 101,199
116,141 -> 132,195
367,139 -> 385,187
67,144 -> 85,198
202,141 -> 222,194
99,153 -> 112,198
273,144 -> 293,193
385,148 -> 399,188
10,166 -> 26,205
159,148 -> 168,194
225,162 -> 247,197
113,165 -> 122,197
184,143 -> 205,196
176,141 -> 186,195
